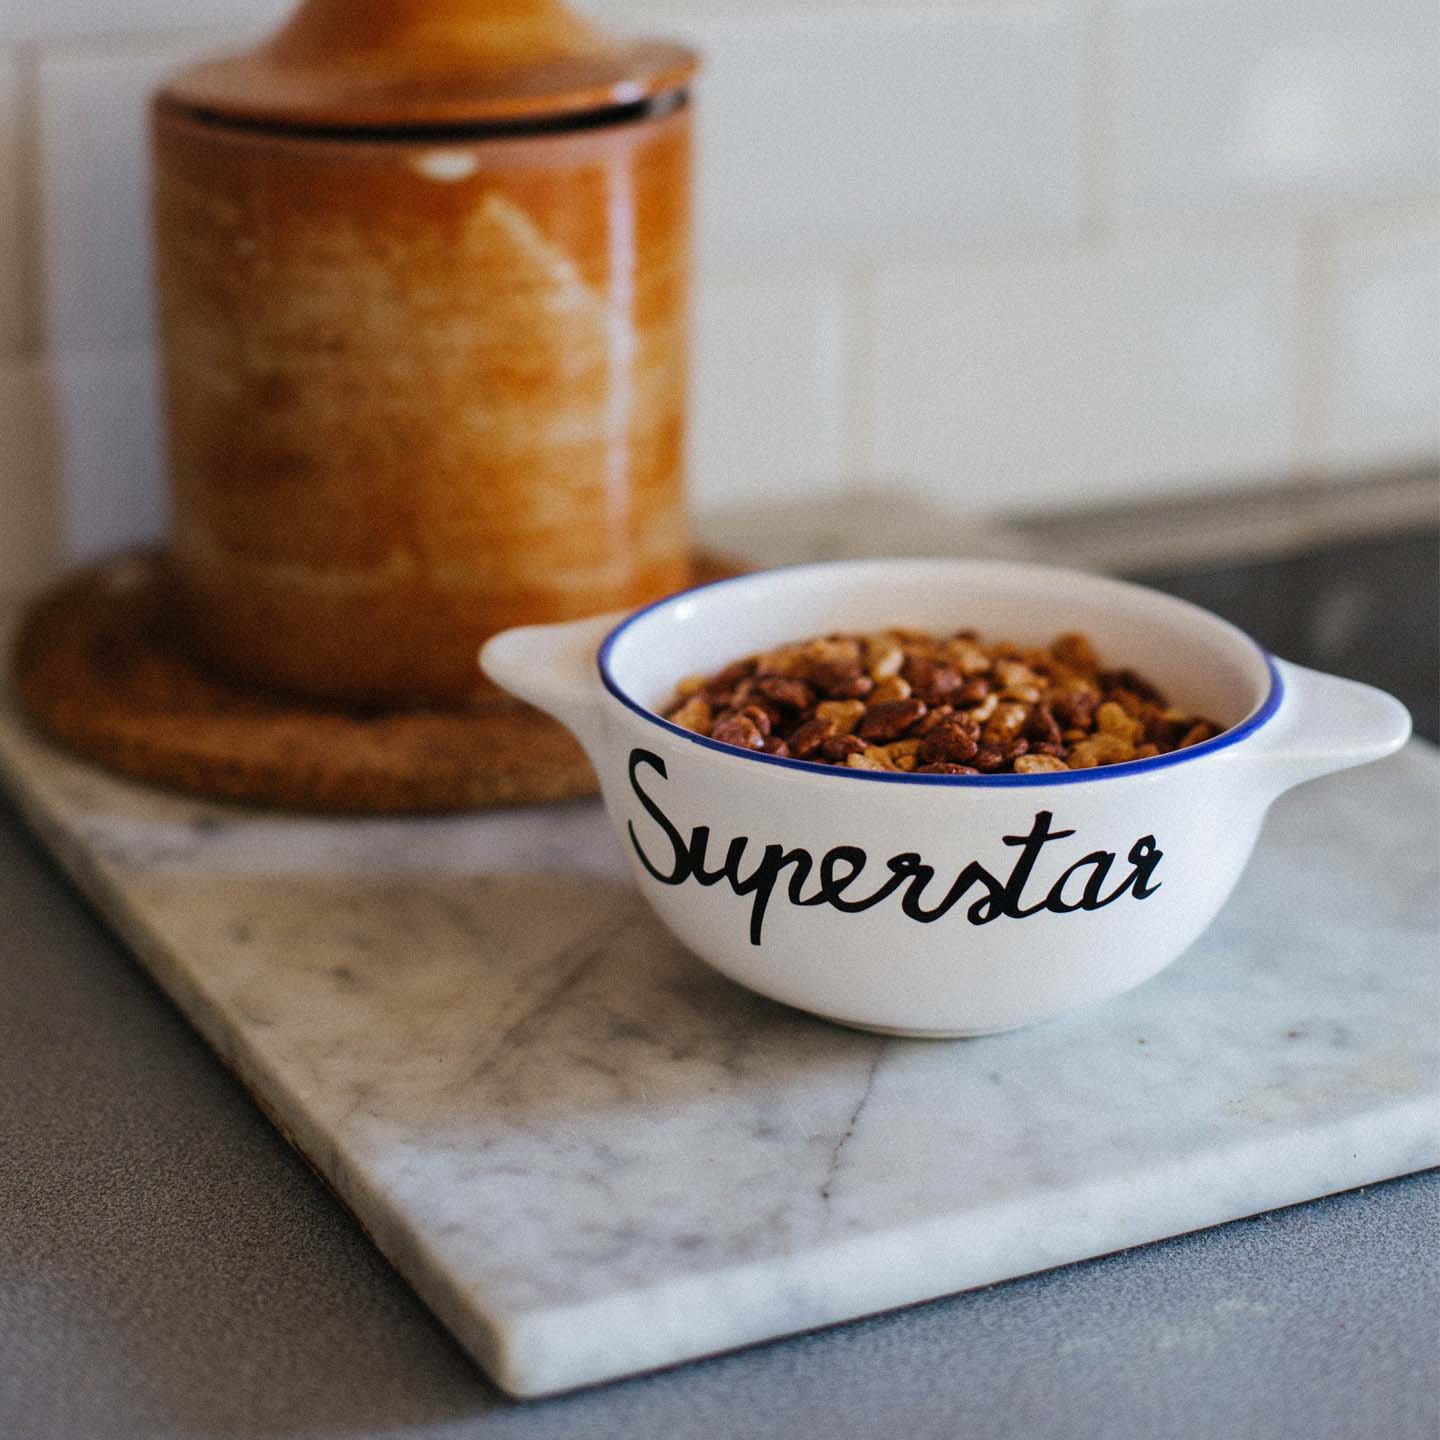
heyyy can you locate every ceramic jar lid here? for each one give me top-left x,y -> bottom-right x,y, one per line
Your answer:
159,0 -> 698,130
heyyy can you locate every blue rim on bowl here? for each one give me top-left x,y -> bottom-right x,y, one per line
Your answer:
595,564 -> 1286,786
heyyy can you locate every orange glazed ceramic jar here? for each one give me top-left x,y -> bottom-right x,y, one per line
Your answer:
151,0 -> 698,705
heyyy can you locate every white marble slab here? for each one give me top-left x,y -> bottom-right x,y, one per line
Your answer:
1,614 -> 1437,1398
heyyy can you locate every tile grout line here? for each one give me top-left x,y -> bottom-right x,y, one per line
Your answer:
12,43 -> 47,357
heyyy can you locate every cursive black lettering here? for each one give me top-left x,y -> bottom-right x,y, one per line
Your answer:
627,750 -> 688,884
625,749 -> 1165,947
683,828 -> 738,886
799,846 -> 870,909
1043,851 -> 1115,913
832,859 -> 910,914
896,855 -> 1008,924
730,844 -> 814,946
1001,810 -> 1080,919
1110,835 -> 1164,902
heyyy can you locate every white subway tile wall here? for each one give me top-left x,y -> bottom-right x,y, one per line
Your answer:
37,38 -> 227,351
0,0 -> 1436,593
48,345 -> 164,558
871,232 -> 1301,510
683,5 -> 1086,269
1110,0 -> 1440,221
692,270 -> 850,510
1321,213 -> 1440,471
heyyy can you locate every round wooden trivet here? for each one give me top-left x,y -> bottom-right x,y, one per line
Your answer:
11,548 -> 743,814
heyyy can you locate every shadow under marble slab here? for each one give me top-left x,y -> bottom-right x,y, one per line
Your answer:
0,611 -> 1436,1397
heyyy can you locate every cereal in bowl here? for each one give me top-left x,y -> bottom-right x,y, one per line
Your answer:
662,629 -> 1221,775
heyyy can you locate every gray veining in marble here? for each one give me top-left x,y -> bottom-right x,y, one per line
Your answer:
1,613 -> 1436,1397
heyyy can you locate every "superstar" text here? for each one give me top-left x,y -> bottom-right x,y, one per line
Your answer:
626,748 -> 1164,946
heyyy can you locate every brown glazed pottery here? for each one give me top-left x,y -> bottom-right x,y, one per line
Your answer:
151,0 -> 698,706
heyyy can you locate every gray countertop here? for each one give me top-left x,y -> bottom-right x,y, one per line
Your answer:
3,526 -> 1438,1438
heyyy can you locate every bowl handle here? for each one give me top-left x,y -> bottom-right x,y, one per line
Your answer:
1241,657 -> 1412,794
479,611 -> 626,761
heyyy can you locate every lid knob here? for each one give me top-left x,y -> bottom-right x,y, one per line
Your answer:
160,0 -> 698,131
267,0 -> 606,69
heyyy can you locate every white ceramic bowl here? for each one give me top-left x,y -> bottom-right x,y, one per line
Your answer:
481,558 -> 1410,1036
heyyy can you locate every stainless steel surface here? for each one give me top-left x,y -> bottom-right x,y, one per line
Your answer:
1126,529 -> 1439,744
